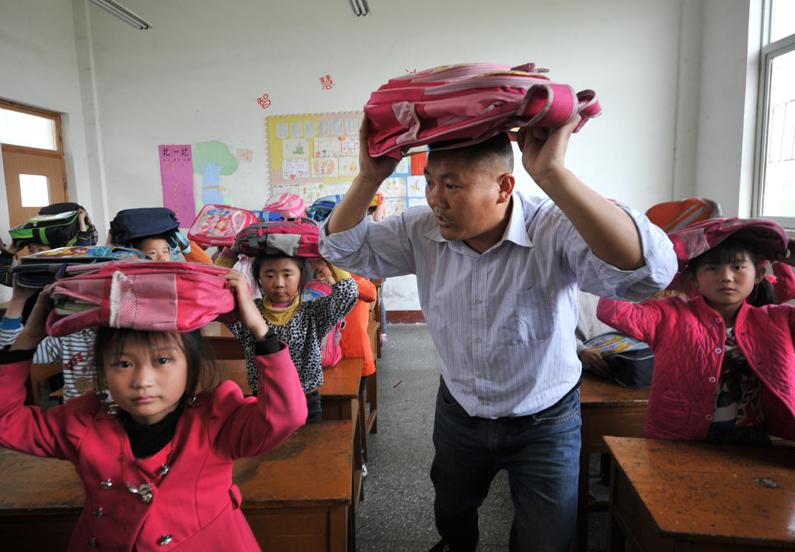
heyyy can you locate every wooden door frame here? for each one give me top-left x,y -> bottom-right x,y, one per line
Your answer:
0,99 -> 68,223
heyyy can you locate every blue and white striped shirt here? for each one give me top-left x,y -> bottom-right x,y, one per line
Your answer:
320,192 -> 677,418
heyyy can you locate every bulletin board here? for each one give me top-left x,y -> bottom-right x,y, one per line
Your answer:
266,112 -> 428,217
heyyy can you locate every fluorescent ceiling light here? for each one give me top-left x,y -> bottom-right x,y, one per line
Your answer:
89,0 -> 152,30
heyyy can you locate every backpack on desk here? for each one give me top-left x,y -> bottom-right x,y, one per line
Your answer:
583,332 -> 655,388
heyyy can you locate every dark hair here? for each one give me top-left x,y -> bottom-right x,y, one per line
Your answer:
686,238 -> 773,307
428,132 -> 514,172
251,253 -> 312,293
93,327 -> 219,408
131,234 -> 171,250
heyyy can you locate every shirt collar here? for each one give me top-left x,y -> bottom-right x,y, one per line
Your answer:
423,194 -> 533,250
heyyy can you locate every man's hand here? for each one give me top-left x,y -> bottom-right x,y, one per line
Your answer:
357,117 -> 398,186
516,116 -> 579,188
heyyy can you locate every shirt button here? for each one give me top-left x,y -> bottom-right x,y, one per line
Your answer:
714,348 -> 722,354
88,537 -> 98,547
708,376 -> 717,384
158,535 -> 173,546
99,479 -> 112,490
706,414 -> 713,421
474,299 -> 482,304
93,507 -> 104,518
714,317 -> 722,324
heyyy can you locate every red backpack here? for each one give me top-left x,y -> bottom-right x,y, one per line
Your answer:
188,204 -> 259,247
645,197 -> 722,233
364,62 -> 602,159
234,219 -> 321,258
46,261 -> 236,336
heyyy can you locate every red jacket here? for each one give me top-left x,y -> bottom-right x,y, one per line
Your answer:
597,295 -> 795,441
0,345 -> 307,551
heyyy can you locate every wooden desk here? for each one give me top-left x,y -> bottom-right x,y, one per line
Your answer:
606,436 -> 795,551
0,421 -> 354,552
577,373 -> 650,552
215,358 -> 251,395
319,359 -> 362,422
202,323 -> 243,360
236,420 -> 353,552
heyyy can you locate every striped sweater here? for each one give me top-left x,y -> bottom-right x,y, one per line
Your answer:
0,323 -> 96,402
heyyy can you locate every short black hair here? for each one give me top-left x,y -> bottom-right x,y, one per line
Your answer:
428,132 -> 514,172
131,234 -> 171,250
94,328 -> 219,409
251,253 -> 312,292
687,238 -> 774,307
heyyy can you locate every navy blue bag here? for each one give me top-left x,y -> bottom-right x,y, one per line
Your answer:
110,208 -> 181,246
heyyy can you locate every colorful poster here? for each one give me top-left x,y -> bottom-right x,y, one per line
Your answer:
159,144 -> 195,226
266,112 -> 428,217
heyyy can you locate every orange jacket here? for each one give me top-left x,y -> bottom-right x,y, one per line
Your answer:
340,274 -> 377,377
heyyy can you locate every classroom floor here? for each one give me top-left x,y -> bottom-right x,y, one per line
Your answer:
356,324 -> 610,552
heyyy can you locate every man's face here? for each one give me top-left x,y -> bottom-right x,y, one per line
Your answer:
424,153 -> 510,245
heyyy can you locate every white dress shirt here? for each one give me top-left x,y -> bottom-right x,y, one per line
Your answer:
320,191 -> 677,418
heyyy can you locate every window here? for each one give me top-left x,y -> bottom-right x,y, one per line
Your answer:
755,0 -> 795,227
0,107 -> 58,150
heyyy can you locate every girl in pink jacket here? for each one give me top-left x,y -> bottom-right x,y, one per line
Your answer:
598,237 -> 795,445
0,271 -> 307,551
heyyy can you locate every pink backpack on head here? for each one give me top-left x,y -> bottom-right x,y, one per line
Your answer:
365,62 -> 602,159
234,219 -> 321,258
46,261 -> 237,336
263,193 -> 307,220
188,204 -> 259,247
668,217 -> 789,270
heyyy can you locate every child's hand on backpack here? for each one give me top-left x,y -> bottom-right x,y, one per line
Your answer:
11,285 -> 51,350
225,270 -> 269,340
357,117 -> 398,187
579,349 -> 609,377
0,237 -> 19,256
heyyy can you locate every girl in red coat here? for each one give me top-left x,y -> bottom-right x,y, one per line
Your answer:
598,234 -> 795,445
0,270 -> 307,551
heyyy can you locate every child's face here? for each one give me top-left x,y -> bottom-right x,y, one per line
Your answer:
258,257 -> 302,304
139,238 -> 172,262
309,258 -> 334,281
695,253 -> 763,313
103,333 -> 188,425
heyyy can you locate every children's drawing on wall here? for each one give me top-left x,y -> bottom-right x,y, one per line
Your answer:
266,112 -> 428,212
192,140 -> 239,206
158,144 -> 196,226
266,112 -> 428,214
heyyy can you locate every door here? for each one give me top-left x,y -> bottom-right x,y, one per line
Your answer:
3,146 -> 67,227
0,99 -> 68,228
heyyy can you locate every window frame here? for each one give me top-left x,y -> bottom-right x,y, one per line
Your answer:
753,0 -> 795,230
0,98 -> 64,157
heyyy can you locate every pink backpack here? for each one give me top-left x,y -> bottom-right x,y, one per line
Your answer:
668,217 -> 789,269
234,219 -> 321,258
263,193 -> 307,220
365,62 -> 602,159
46,261 -> 236,336
302,279 -> 344,368
188,204 -> 259,247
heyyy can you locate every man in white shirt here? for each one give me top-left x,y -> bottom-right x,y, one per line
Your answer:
321,118 -> 677,552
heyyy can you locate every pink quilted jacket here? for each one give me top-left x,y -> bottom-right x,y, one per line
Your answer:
597,295 -> 795,441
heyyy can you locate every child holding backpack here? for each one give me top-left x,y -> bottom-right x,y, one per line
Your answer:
597,218 -> 795,445
0,269 -> 307,550
228,250 -> 357,423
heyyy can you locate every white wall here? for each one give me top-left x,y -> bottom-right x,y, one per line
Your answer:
0,0 -> 106,239
83,0 -> 684,309
692,0 -> 763,217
